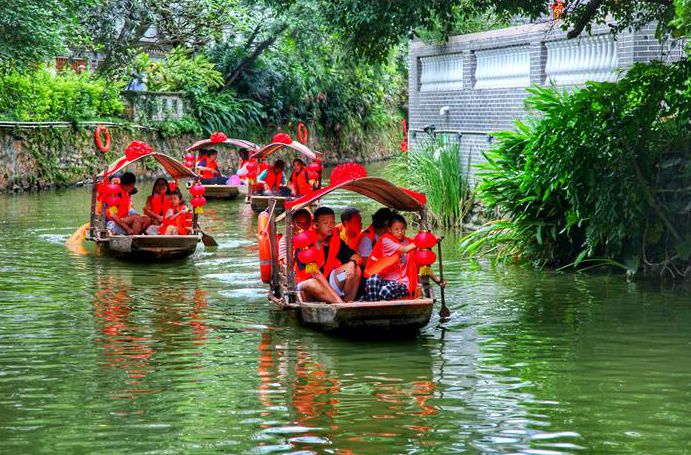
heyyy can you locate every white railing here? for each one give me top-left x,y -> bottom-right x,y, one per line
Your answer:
545,35 -> 619,85
419,54 -> 464,92
474,45 -> 531,89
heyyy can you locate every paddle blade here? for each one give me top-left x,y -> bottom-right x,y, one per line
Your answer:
65,223 -> 89,255
201,230 -> 218,247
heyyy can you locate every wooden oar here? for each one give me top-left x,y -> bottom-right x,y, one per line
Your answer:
199,228 -> 218,247
65,222 -> 89,255
436,236 -> 451,320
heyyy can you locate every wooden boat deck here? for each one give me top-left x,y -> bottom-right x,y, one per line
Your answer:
95,234 -> 200,260
202,184 -> 241,199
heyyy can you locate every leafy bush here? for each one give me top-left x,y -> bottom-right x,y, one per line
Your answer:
387,137 -> 471,229
157,117 -> 203,138
0,67 -> 124,122
186,88 -> 264,136
460,61 -> 691,278
140,48 -> 224,92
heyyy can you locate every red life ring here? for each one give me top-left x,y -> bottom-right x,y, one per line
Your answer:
258,211 -> 272,283
297,122 -> 309,144
94,126 -> 111,153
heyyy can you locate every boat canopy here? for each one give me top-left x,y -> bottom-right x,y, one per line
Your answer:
185,138 -> 260,153
250,141 -> 322,162
101,152 -> 199,180
282,177 -> 426,216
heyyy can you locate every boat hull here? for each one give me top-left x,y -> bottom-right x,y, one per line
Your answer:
273,298 -> 434,335
202,184 -> 241,199
95,234 -> 200,260
250,195 -> 288,213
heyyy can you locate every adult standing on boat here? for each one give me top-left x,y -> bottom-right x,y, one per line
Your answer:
257,160 -> 289,196
302,206 -> 363,302
106,172 -> 151,235
289,159 -> 312,196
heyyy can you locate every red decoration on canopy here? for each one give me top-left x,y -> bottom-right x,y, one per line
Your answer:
210,132 -> 228,144
272,133 -> 292,145
124,141 -> 153,161
329,163 -> 367,186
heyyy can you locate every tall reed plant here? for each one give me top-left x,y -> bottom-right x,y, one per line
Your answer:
387,137 -> 471,229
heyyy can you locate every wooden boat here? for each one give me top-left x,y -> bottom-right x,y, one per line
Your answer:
186,136 -> 259,199
261,175 -> 437,335
248,139 -> 323,213
85,149 -> 203,260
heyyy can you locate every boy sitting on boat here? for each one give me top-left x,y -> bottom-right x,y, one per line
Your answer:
257,160 -> 290,196
197,149 -> 227,184
106,172 -> 152,235
294,207 -> 363,302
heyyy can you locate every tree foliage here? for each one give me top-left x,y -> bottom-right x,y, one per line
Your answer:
460,61 -> 691,278
0,0 -> 85,70
278,0 -> 682,62
82,0 -> 242,74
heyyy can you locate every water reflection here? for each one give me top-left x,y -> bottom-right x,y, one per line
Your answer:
90,263 -> 210,400
254,326 -> 444,453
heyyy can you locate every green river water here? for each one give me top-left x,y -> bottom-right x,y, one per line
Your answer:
1,165 -> 690,454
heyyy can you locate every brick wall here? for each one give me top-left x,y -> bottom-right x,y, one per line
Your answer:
408,21 -> 686,186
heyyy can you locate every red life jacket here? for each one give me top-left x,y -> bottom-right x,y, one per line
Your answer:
198,158 -> 219,180
294,232 -> 342,282
264,169 -> 284,192
106,186 -> 132,219
148,193 -> 169,217
335,224 -> 364,251
290,169 -> 311,196
158,205 -> 190,235
364,232 -> 418,296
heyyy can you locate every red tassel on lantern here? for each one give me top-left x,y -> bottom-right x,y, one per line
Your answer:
191,196 -> 206,214
298,246 -> 324,274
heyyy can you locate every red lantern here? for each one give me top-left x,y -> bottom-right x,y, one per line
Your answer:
191,196 -> 206,208
168,180 -> 177,192
189,183 -> 206,197
293,230 -> 316,250
246,171 -> 257,181
416,249 -> 437,267
246,161 -> 258,172
210,132 -> 227,144
307,170 -> 320,181
272,133 -> 292,144
298,246 -> 324,274
414,231 -> 438,249
105,182 -> 120,196
307,162 -> 321,173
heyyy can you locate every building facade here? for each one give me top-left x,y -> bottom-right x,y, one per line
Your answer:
407,21 -> 686,185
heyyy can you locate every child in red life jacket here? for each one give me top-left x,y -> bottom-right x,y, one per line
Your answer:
363,214 -> 444,301
143,178 -> 170,228
289,158 -> 312,196
106,172 -> 151,235
335,207 -> 364,252
158,189 -> 190,235
358,207 -> 394,261
257,160 -> 289,196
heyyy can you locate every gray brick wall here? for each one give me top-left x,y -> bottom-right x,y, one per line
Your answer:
408,21 -> 686,187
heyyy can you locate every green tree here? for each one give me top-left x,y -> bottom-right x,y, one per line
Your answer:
0,0 -> 85,70
274,0 -> 682,61
82,0 -> 243,74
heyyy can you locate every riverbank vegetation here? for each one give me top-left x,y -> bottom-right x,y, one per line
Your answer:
388,138 -> 472,229
460,61 -> 691,278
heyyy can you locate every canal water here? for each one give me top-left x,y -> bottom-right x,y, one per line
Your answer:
1,166 -> 690,454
